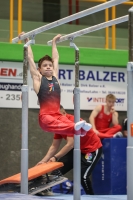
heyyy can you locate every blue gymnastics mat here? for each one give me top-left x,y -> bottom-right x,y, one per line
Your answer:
0,193 -> 127,200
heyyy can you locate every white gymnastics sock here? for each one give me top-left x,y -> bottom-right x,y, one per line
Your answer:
74,121 -> 85,131
82,122 -> 92,132
113,132 -> 123,138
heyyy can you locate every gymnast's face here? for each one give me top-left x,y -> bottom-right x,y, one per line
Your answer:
38,60 -> 54,77
106,98 -> 115,108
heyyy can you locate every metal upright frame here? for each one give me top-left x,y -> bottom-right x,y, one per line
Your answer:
12,0 -> 130,198
70,41 -> 81,200
21,39 -> 34,194
127,6 -> 133,200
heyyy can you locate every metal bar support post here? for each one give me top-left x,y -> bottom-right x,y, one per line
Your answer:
70,41 -> 81,200
21,39 -> 35,194
127,6 -> 133,200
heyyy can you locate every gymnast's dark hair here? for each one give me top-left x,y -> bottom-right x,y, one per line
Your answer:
38,55 -> 53,68
60,105 -> 64,109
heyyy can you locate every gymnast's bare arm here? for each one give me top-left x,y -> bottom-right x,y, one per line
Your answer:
36,139 -> 62,165
89,105 -> 102,134
27,49 -> 42,94
19,32 -> 42,94
52,34 -> 62,80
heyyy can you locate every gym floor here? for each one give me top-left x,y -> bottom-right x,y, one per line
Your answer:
0,193 -> 127,200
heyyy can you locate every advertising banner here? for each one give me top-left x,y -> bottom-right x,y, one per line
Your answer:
0,61 -> 127,111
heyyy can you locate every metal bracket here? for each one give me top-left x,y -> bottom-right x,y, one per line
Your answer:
74,87 -> 80,94
127,62 -> 133,72
21,85 -> 29,92
31,34 -> 36,40
69,37 -> 74,42
70,41 -> 79,51
24,39 -> 35,47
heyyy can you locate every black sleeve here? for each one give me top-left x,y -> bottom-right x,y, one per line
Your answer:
122,118 -> 127,131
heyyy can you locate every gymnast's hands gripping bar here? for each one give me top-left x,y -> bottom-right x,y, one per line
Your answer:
12,0 -> 128,43
47,15 -> 128,45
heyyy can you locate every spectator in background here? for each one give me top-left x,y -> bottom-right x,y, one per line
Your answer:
89,94 -> 122,139
37,105 -> 102,195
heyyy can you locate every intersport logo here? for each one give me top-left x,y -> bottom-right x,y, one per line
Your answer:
87,97 -> 125,103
